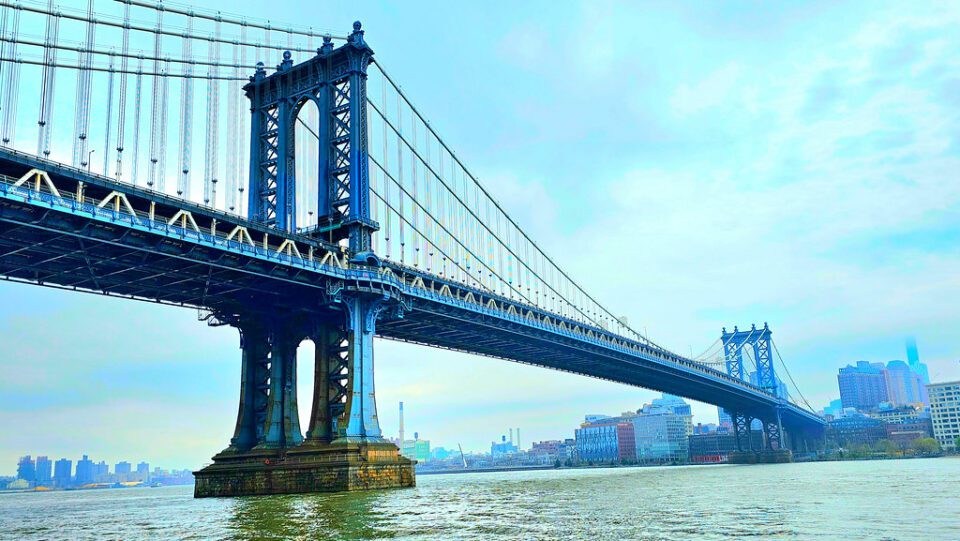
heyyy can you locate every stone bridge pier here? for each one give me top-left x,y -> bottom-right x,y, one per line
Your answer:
193,292 -> 415,497
727,408 -> 794,464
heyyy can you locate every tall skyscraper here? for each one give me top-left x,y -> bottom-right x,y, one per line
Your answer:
35,456 -> 52,486
16,456 -> 36,483
75,455 -> 94,485
634,400 -> 690,464
838,361 -> 889,409
137,462 -> 150,482
115,461 -> 132,475
54,458 -> 73,488
905,337 -> 930,384
927,380 -> 960,450
885,360 -> 929,406
398,401 -> 405,453
650,393 -> 694,436
94,461 -> 109,481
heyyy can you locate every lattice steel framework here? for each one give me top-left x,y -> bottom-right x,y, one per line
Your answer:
722,323 -> 777,395
245,22 -> 376,253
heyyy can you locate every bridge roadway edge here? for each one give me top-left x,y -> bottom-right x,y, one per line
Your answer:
0,149 -> 822,493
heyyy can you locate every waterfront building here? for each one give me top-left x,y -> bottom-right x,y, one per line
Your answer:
402,433 -> 431,462
529,439 -> 577,463
54,458 -> 72,488
428,447 -> 455,461
75,455 -> 94,485
575,418 -> 636,463
884,360 -> 929,406
827,412 -> 886,447
93,461 -> 109,482
869,404 -> 930,425
633,408 -> 688,464
16,456 -> 35,484
115,461 -> 132,475
884,420 -> 933,446
34,456 -> 52,486
650,394 -> 694,436
838,361 -> 889,410
905,337 -> 930,384
137,462 -> 150,482
689,432 -> 735,463
491,435 -> 518,458
927,380 -> 960,450
717,407 -> 732,428
692,423 -> 722,435
822,399 -> 845,418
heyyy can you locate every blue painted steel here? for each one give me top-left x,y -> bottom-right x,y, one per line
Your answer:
0,21 -> 824,457
244,22 -> 376,253
722,323 -> 778,396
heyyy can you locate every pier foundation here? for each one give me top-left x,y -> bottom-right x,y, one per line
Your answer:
194,442 -> 414,497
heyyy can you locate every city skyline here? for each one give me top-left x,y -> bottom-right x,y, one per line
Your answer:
1,0 -> 960,472
0,335 -> 946,476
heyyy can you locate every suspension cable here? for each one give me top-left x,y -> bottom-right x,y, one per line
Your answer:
0,34 -> 260,71
204,17 -> 222,207
102,52 -> 115,174
114,1 -> 131,178
371,59 -> 655,345
114,0 -> 345,41
1,7 -> 21,145
146,6 -> 162,189
35,0 -> 59,158
772,340 -> 816,412
176,16 -> 194,198
130,57 -> 143,185
1,1 -> 336,54
368,98 -> 624,329
0,54 -> 245,79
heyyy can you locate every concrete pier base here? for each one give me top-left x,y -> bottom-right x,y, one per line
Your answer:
728,449 -> 793,464
194,441 -> 415,498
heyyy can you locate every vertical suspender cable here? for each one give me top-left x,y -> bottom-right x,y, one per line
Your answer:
425,132 -> 433,271
102,52 -> 116,175
72,0 -> 94,167
226,37 -> 239,212
131,57 -> 143,185
115,2 -> 132,179
177,15 -> 194,198
396,91 -> 405,264
237,23 -> 248,215
311,33 -> 318,224
0,6 -> 20,146
36,0 -> 60,158
204,18 -> 222,207
158,59 -> 170,191
410,116 -> 419,267
147,7 -> 163,189
0,7 -> 7,104
382,74 -> 391,258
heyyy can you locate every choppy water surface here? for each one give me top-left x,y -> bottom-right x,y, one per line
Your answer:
1,458 -> 958,540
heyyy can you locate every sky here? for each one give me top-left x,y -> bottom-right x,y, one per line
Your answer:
2,0 -> 960,474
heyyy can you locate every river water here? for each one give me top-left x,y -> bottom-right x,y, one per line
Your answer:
1,458 -> 957,540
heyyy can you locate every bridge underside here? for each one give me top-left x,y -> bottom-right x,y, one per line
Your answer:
0,151 -> 823,496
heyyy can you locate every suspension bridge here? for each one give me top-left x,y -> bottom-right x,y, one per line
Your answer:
0,0 -> 824,497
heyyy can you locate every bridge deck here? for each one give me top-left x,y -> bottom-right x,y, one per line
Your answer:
0,149 -> 823,430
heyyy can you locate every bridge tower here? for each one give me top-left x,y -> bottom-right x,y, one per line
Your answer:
719,323 -> 791,463
194,22 -> 414,497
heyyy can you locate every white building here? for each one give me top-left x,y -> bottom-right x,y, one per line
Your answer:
927,380 -> 960,450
